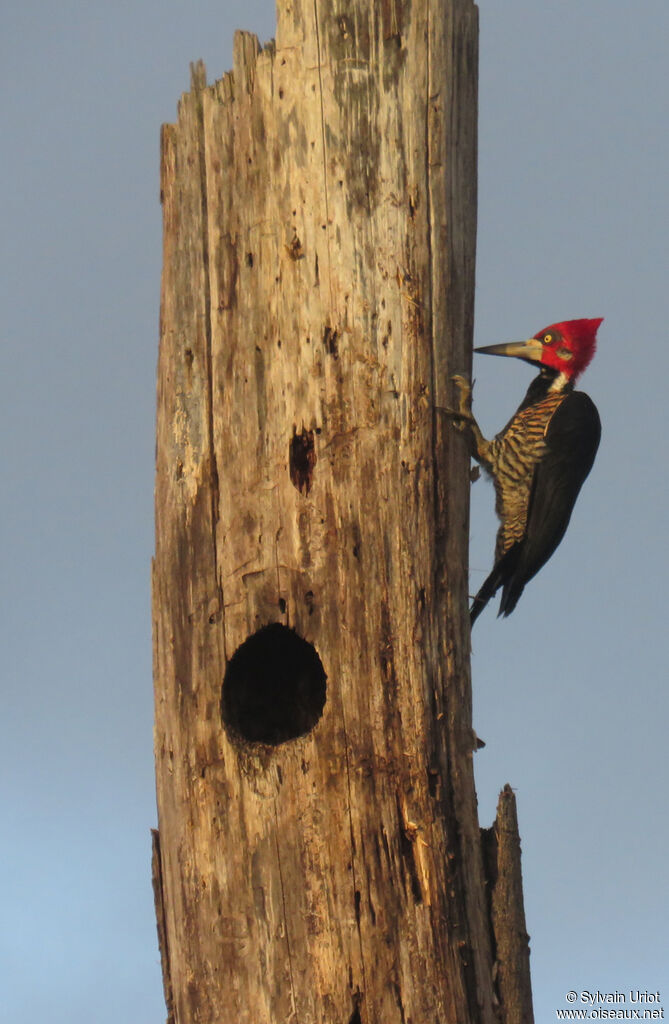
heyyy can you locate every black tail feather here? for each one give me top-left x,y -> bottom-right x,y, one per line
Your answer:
470,544 -> 522,625
497,576 -> 526,618
469,569 -> 503,624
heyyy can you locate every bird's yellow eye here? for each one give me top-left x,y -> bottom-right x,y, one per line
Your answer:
543,333 -> 553,345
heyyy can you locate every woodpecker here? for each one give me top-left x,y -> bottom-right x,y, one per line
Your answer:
452,317 -> 602,623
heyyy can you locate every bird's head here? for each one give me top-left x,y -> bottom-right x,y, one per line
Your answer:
475,317 -> 603,381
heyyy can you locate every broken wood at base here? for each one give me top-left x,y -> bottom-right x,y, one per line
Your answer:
152,1 -> 533,1022
482,786 -> 534,1024
151,829 -> 175,1024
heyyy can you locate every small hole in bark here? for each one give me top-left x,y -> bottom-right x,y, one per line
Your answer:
338,15 -> 351,39
323,326 -> 338,357
286,233 -> 304,260
348,995 -> 363,1024
289,427 -> 316,494
222,623 -> 326,745
245,252 -> 254,267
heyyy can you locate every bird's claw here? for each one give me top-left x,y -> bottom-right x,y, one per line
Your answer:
441,374 -> 474,430
451,374 -> 473,415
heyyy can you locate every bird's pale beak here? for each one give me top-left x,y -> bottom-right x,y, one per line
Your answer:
475,338 -> 544,365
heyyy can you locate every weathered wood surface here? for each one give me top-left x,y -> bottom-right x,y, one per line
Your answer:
151,829 -> 175,1024
150,2 -> 527,1022
482,786 -> 535,1024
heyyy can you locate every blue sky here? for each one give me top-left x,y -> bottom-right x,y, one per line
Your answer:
2,1 -> 667,1020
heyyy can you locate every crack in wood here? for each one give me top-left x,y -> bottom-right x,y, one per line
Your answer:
151,829 -> 176,1024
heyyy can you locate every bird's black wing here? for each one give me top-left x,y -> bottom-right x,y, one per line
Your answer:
498,390 -> 601,616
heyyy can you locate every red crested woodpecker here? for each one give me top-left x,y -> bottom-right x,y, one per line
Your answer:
452,318 -> 602,623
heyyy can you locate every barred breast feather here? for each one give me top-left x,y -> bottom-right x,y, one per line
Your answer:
488,392 -> 567,560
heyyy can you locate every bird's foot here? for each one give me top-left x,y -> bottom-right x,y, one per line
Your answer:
451,374 -> 473,414
441,374 -> 474,431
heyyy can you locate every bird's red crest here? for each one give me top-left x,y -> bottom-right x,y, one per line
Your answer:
534,317 -> 603,379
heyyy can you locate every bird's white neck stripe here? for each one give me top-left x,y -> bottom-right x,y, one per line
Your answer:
549,371 -> 569,392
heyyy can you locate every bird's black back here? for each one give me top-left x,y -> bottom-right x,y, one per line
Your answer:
471,386 -> 601,623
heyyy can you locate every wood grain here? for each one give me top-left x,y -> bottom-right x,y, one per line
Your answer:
151,3 -> 530,1022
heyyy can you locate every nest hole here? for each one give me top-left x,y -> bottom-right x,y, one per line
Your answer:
222,623 -> 326,745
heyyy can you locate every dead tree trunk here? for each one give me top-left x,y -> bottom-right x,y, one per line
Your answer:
152,2 -> 532,1022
